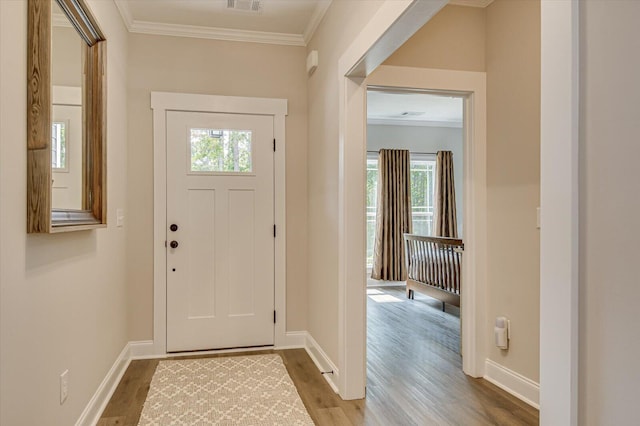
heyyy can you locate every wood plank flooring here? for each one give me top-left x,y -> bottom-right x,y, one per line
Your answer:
99,286 -> 538,425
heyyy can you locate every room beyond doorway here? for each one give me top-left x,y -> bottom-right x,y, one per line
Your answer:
365,88 -> 465,287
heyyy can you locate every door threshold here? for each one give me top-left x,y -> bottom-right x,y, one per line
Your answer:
166,345 -> 275,358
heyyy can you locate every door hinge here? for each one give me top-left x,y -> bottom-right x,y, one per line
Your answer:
164,240 -> 167,247
273,138 -> 276,152
274,310 -> 276,324
273,224 -> 276,238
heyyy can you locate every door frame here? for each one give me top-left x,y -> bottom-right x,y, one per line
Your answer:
366,65 -> 487,373
151,92 -> 288,355
336,1 -> 579,423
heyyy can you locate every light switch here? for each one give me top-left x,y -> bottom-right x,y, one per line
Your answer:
116,208 -> 124,228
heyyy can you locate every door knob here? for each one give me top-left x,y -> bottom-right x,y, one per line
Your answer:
170,240 -> 179,249
170,224 -> 178,232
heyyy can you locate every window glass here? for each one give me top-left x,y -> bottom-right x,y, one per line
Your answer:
190,128 -> 252,173
366,155 -> 436,268
51,122 -> 67,170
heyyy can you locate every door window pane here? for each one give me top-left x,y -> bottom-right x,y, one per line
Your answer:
190,128 -> 252,173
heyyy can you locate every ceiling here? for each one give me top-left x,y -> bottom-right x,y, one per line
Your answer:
113,0 -> 492,47
114,0 -> 332,46
367,90 -> 464,128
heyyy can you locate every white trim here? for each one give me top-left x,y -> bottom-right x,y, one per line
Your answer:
151,92 -> 288,357
367,118 -> 463,128
128,21 -> 305,47
540,1 -> 580,425
448,0 -> 495,8
128,340 -> 156,359
280,331 -> 308,349
113,0 -> 133,31
113,0 -> 306,46
302,0 -> 332,45
305,333 -> 340,394
52,86 -> 82,106
336,0 -> 449,400
75,344 -> 131,426
52,12 -> 73,28
484,359 -> 540,409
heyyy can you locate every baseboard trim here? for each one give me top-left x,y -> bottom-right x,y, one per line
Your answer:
75,343 -> 131,426
128,340 -> 157,359
304,333 -> 340,393
484,359 -> 539,409
278,331 -> 307,349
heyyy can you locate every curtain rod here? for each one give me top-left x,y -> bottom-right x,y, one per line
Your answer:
367,150 -> 437,155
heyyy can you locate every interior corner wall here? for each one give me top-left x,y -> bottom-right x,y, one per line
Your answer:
0,0 -> 130,424
383,4 -> 486,72
485,0 -> 540,382
305,0 -> 385,363
367,124 -> 464,237
579,2 -> 640,424
126,34 -> 309,340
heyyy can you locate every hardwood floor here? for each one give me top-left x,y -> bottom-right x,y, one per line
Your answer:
99,286 -> 538,425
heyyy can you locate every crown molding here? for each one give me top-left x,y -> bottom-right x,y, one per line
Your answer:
448,0 -> 494,7
114,0 -> 308,46
368,118 -> 463,128
114,0 -> 134,31
52,13 -> 73,28
129,20 -> 305,46
303,0 -> 332,45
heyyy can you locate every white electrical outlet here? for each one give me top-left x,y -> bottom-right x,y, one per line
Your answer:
60,370 -> 69,404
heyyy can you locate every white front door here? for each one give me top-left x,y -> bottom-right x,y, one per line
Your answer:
166,111 -> 275,352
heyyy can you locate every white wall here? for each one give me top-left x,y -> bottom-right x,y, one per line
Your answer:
578,1 -> 640,423
367,124 -> 464,237
0,0 -> 129,424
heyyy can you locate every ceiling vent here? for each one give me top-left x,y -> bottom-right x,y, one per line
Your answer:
227,0 -> 262,13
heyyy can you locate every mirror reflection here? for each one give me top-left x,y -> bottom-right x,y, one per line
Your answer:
51,0 -> 84,210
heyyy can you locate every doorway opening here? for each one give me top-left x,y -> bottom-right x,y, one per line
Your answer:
365,88 -> 467,397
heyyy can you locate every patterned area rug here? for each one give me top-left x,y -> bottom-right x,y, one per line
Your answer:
138,354 -> 315,425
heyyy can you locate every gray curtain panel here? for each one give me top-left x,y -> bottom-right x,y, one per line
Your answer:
372,149 -> 412,281
434,151 -> 458,238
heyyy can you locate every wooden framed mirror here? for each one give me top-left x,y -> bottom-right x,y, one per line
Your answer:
27,0 -> 106,233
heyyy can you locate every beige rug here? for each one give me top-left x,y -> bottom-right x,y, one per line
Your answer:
138,354 -> 315,425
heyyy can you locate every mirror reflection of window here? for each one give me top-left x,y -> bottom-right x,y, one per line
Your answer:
51,101 -> 82,210
51,122 -> 67,170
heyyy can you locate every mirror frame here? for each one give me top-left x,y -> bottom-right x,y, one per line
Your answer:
27,0 -> 107,233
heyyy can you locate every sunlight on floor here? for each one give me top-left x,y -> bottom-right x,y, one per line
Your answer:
366,289 -> 383,295
368,294 -> 403,303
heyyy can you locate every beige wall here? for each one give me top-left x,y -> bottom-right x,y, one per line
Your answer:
51,26 -> 83,87
0,0 -> 130,424
579,1 -> 640,423
127,34 -> 308,339
379,1 -> 541,381
383,5 -> 485,72
306,0 -> 385,362
485,0 -> 540,382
